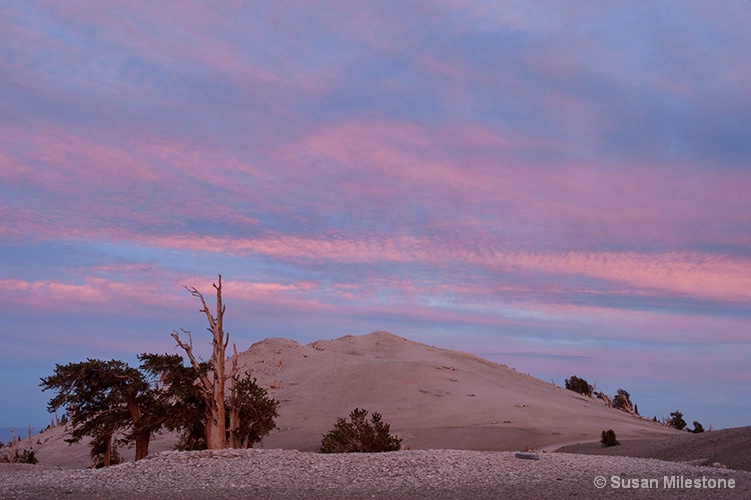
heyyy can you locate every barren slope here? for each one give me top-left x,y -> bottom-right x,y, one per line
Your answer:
16,330 -> 682,467
238,331 -> 680,451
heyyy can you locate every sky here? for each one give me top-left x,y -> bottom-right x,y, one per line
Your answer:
1,1 -> 750,433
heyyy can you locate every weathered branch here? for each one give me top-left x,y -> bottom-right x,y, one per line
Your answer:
171,329 -> 196,367
229,343 -> 247,380
171,329 -> 212,394
184,285 -> 217,334
600,392 -> 612,408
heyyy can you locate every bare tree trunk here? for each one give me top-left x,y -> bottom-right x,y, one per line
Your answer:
134,433 -> 150,461
103,435 -> 112,467
228,346 -> 241,448
172,275 -> 238,450
600,392 -> 611,408
228,405 -> 240,448
127,400 -> 150,460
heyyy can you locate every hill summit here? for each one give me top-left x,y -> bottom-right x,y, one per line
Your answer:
235,331 -> 678,451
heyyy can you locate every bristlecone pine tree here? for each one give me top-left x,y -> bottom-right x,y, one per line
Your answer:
320,408 -> 402,453
40,359 -> 155,465
669,411 -> 687,430
171,275 -> 237,449
564,375 -> 593,396
612,389 -> 636,414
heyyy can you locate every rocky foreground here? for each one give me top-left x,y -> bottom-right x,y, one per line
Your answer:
2,449 -> 750,499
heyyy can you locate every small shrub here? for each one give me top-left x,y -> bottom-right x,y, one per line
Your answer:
320,408 -> 402,453
600,429 -> 620,447
18,449 -> 38,464
691,421 -> 705,433
0,449 -> 38,464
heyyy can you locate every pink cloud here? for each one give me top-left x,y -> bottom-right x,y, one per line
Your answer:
0,272 -> 189,318
136,232 -> 751,305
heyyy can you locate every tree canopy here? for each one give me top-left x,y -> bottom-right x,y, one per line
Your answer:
40,276 -> 279,466
564,375 -> 593,397
41,352 -> 279,466
40,358 -> 154,466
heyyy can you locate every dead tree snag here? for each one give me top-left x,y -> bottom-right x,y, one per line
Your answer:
172,274 -> 237,449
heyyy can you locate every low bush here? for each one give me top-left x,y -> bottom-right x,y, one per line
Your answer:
600,429 -> 620,447
320,408 -> 402,453
0,449 -> 38,464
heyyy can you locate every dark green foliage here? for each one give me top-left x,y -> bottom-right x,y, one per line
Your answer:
565,375 -> 593,397
600,429 -> 620,447
41,351 -> 280,462
138,353 -> 209,451
320,408 -> 402,453
39,358 -> 155,465
669,411 -> 687,430
21,449 -> 38,464
139,353 -> 279,450
691,421 -> 705,433
226,374 -> 279,448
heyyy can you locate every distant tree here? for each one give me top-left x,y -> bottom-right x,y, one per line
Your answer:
40,359 -> 156,466
691,421 -> 704,433
565,376 -> 593,397
320,408 -> 402,453
613,389 -> 636,414
668,411 -> 687,430
0,448 -> 37,464
600,429 -> 620,447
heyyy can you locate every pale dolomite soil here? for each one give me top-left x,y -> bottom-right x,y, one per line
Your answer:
2,449 -> 749,499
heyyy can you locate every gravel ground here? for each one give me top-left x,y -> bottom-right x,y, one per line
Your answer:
2,449 -> 750,499
557,427 -> 751,472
